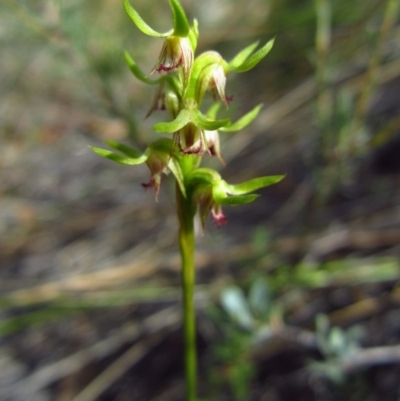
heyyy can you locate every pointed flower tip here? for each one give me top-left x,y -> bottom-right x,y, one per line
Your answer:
169,0 -> 190,37
211,207 -> 228,227
124,0 -> 172,37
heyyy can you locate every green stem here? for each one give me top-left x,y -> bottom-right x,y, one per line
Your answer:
176,183 -> 197,401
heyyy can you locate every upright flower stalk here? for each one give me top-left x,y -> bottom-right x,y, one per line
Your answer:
90,1 -> 283,399
176,183 -> 197,401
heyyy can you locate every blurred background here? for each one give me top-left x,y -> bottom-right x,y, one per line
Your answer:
1,0 -> 400,400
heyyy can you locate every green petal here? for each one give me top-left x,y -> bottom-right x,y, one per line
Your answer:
231,38 -> 274,72
90,146 -> 147,165
228,41 -> 259,70
221,103 -> 263,132
216,194 -> 260,205
124,0 -> 172,37
105,140 -> 143,158
225,175 -> 285,195
188,20 -> 199,51
124,51 -> 160,85
169,0 -> 190,37
191,109 -> 230,131
153,108 -> 192,133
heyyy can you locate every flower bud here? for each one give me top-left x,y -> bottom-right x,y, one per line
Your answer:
191,52 -> 230,107
186,169 -> 284,228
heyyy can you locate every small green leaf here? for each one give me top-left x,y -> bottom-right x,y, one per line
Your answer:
221,104 -> 263,132
153,109 -> 192,133
124,0 -> 172,37
329,327 -> 347,357
105,140 -> 143,158
232,38 -> 274,72
191,109 -> 230,131
217,194 -> 259,206
169,0 -> 190,37
226,175 -> 284,195
124,51 -> 160,85
228,41 -> 259,70
89,146 -> 147,165
248,279 -> 270,318
221,286 -> 254,330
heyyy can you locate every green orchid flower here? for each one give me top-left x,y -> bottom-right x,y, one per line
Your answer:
153,99 -> 230,155
124,0 -> 198,80
90,138 -> 185,200
185,51 -> 230,107
186,168 -> 285,227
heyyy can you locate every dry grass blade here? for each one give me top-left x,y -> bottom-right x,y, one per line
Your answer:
0,306 -> 180,399
342,344 -> 400,373
71,333 -> 166,401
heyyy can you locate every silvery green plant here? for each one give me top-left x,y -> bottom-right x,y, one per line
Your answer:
91,1 -> 283,399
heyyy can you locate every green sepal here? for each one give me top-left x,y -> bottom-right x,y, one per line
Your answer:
225,175 -> 285,195
228,41 -> 259,70
188,19 -> 199,51
89,146 -> 147,165
105,140 -> 143,158
124,51 -> 160,85
230,38 -> 274,72
216,194 -> 260,205
153,109 -> 192,133
191,109 -> 230,131
169,0 -> 190,37
124,0 -> 173,37
153,107 -> 230,133
221,104 -> 263,132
